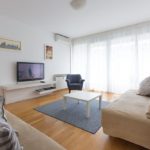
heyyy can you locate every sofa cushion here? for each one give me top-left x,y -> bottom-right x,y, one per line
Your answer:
0,120 -> 23,150
138,76 -> 150,96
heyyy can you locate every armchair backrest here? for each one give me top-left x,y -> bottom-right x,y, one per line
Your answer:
66,74 -> 82,83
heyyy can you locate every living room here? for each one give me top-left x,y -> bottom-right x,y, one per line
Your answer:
0,0 -> 150,150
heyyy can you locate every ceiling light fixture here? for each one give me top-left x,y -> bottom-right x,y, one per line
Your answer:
70,0 -> 87,10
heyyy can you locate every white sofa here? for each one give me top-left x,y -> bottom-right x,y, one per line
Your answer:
102,90 -> 150,149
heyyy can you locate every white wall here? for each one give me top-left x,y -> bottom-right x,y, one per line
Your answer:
0,16 -> 71,85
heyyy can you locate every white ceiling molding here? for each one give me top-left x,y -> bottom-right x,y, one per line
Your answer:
70,0 -> 86,10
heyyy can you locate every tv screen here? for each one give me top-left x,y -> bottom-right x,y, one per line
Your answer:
17,62 -> 44,82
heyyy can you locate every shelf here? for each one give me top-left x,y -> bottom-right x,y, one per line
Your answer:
35,89 -> 56,95
2,81 -> 56,91
1,81 -> 57,104
35,87 -> 56,95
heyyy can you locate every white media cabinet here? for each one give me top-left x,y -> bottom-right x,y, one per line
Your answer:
1,81 -> 56,104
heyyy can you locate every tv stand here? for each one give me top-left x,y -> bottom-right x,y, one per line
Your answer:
1,81 -> 56,104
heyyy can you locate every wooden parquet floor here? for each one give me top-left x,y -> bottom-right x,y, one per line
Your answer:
5,90 -> 147,150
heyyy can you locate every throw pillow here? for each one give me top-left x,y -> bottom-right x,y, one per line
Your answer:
0,96 -> 7,122
137,76 -> 150,96
0,120 -> 23,150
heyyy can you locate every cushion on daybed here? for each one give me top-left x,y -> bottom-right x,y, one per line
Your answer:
137,76 -> 150,96
0,96 -> 7,122
0,120 -> 23,150
0,96 -> 23,150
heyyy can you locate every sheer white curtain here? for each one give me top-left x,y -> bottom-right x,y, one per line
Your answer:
138,32 -> 150,82
109,35 -> 137,93
71,21 -> 150,94
71,40 -> 89,88
88,42 -> 107,91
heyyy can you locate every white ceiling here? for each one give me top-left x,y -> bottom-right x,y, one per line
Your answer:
1,0 -> 150,38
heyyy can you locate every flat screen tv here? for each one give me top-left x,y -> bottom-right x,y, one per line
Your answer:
17,62 -> 44,82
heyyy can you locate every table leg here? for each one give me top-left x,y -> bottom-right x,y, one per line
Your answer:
99,96 -> 101,110
63,97 -> 67,110
86,101 -> 90,118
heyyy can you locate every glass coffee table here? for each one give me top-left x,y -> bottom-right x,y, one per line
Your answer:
63,91 -> 102,118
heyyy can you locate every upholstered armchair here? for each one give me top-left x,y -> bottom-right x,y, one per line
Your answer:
66,74 -> 85,93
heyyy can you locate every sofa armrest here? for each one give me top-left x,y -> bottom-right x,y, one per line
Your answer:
65,79 -> 70,83
80,79 -> 85,84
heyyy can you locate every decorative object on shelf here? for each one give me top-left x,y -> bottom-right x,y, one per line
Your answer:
0,37 -> 21,51
44,44 -> 53,60
70,0 -> 86,10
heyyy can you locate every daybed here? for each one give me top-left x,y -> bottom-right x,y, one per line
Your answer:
102,90 -> 150,149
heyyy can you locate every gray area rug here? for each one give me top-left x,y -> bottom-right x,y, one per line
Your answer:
35,99 -> 109,134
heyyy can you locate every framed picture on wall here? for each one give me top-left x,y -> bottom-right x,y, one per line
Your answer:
0,37 -> 21,51
44,44 -> 53,60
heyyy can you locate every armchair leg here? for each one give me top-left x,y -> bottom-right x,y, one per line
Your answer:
69,89 -> 71,93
